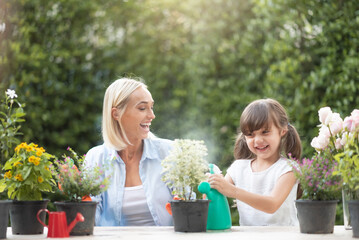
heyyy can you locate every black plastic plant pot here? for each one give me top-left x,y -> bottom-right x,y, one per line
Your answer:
54,201 -> 97,236
10,200 -> 49,235
348,200 -> 359,238
295,199 -> 338,234
0,200 -> 12,239
170,199 -> 209,232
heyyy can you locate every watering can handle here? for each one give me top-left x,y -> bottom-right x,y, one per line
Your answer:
37,209 -> 49,228
209,164 -> 214,174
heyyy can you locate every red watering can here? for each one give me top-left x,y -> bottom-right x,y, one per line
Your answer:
37,209 -> 84,238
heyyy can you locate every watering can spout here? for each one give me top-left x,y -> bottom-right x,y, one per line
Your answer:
67,213 -> 85,233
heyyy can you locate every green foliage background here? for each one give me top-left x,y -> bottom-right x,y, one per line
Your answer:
1,0 -> 358,224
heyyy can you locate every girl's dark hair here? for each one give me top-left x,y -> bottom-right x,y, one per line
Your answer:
234,98 -> 302,160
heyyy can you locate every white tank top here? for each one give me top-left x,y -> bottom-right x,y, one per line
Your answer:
227,158 -> 298,226
122,185 -> 155,226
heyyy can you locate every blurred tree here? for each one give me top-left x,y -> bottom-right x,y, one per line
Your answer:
1,0 -> 358,225
0,0 -> 358,173
259,0 -> 359,157
0,0 -> 114,156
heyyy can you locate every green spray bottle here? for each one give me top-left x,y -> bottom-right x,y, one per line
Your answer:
198,164 -> 232,230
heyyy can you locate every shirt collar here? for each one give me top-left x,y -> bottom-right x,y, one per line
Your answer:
110,139 -> 159,164
141,138 -> 159,162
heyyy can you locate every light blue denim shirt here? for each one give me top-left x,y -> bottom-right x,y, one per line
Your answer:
84,138 -> 174,226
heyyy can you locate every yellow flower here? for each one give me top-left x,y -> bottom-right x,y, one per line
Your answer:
36,150 -> 42,156
37,147 -> 46,153
38,176 -> 44,183
28,155 -> 36,163
4,171 -> 12,179
14,174 -> 24,181
28,155 -> 41,166
13,161 -> 23,167
14,142 -> 28,153
26,145 -> 33,152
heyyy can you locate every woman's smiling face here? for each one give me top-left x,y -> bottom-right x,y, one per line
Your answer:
120,86 -> 155,143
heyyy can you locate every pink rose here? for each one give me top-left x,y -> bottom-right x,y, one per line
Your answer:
351,109 -> 359,128
335,138 -> 343,150
343,116 -> 355,132
319,125 -> 330,138
318,107 -> 332,125
328,113 -> 343,135
351,109 -> 359,118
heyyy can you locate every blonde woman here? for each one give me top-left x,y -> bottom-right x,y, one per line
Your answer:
85,78 -> 173,226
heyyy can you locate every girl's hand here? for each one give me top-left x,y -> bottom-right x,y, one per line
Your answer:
208,174 -> 236,198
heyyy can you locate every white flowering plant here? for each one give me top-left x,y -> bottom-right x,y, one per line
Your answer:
0,89 -> 26,165
161,139 -> 209,201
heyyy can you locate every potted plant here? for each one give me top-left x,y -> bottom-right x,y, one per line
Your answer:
161,139 -> 209,232
53,147 -> 111,236
291,152 -> 342,234
334,109 -> 359,237
290,107 -> 344,234
0,88 -> 26,238
0,142 -> 56,235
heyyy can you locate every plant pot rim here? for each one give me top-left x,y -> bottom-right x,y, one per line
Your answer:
54,201 -> 98,205
12,199 -> 50,204
169,199 -> 210,203
0,200 -> 13,203
295,199 -> 339,203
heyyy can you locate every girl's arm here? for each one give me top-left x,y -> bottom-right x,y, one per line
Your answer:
208,172 -> 297,214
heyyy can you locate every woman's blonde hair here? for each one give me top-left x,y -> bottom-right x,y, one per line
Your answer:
102,78 -> 148,151
233,98 -> 302,160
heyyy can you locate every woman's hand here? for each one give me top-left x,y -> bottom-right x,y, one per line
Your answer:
208,174 -> 237,198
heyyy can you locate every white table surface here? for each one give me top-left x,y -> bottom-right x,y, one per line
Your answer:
6,225 -> 355,240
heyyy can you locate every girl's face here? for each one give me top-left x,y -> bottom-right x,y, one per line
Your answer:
244,123 -> 287,162
119,86 -> 155,143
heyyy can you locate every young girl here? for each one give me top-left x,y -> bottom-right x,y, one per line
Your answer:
208,98 -> 302,226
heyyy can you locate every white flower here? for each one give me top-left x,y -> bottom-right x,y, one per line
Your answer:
5,89 -> 18,99
328,113 -> 343,135
311,134 -> 329,150
161,139 -> 208,200
351,109 -> 359,129
319,125 -> 330,138
343,116 -> 355,132
334,138 -> 343,150
318,107 -> 332,124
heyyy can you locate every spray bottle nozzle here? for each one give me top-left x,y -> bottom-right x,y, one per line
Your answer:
209,163 -> 214,174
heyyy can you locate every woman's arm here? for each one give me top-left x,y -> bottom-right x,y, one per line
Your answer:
208,172 -> 297,214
